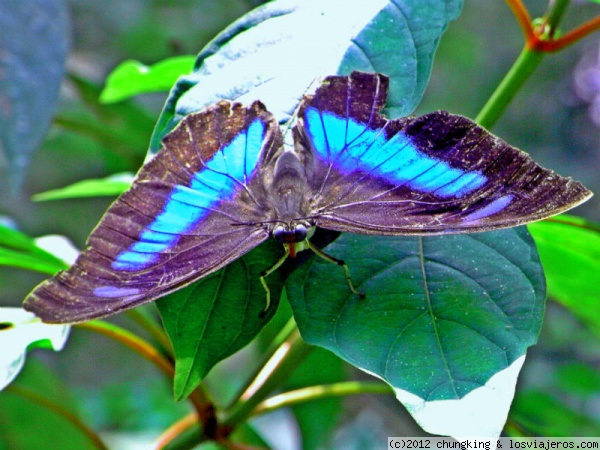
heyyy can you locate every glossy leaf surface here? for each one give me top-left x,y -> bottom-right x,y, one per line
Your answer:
287,227 -> 545,401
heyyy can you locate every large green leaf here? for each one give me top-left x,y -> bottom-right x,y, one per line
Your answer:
0,359 -> 100,449
156,239 -> 285,400
0,0 -> 68,192
286,227 -> 545,436
149,0 -> 462,152
528,215 -> 600,335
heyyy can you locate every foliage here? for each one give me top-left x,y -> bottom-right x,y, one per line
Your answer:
0,0 -> 599,448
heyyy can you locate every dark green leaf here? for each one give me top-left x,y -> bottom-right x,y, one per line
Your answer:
32,173 -> 133,201
149,0 -> 462,152
156,239 -> 284,400
528,216 -> 600,335
287,228 -> 545,401
100,56 -> 196,104
0,0 -> 68,192
338,0 -> 462,117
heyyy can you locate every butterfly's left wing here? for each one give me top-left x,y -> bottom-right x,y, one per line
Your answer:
24,101 -> 279,323
295,72 -> 592,235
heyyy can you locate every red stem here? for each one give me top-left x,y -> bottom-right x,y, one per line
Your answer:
534,15 -> 600,52
504,0 -> 535,43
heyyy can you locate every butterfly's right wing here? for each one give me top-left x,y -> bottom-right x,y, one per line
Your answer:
295,72 -> 592,235
24,101 -> 281,323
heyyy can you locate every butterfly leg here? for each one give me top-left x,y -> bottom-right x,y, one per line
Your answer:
306,241 -> 365,299
260,246 -> 290,312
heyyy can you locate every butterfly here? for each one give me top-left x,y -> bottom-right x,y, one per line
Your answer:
23,71 -> 592,323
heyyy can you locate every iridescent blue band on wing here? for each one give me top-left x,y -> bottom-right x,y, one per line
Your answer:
112,118 -> 265,271
305,107 -> 486,198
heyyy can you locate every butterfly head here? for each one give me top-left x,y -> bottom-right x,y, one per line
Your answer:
271,221 -> 314,258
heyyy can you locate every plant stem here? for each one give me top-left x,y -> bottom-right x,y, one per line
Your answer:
5,384 -> 109,450
125,307 -> 173,355
252,381 -> 392,417
155,412 -> 199,450
539,15 -> 600,52
474,47 -> 544,129
76,320 -> 175,378
541,0 -> 570,37
220,319 -> 313,429
504,0 -> 534,42
476,0 -> 579,128
75,320 -> 213,427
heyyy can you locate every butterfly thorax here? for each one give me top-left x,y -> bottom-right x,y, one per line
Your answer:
265,149 -> 315,257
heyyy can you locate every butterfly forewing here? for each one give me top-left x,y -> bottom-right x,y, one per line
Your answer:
24,101 -> 279,323
23,71 -> 592,324
298,72 -> 592,235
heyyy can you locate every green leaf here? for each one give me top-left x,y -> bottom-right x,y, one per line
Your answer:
287,227 -> 545,436
32,173 -> 134,201
149,0 -> 462,152
510,390 -> 600,436
100,56 -> 196,104
0,359 -> 102,449
156,239 -> 284,400
528,215 -> 600,335
0,0 -> 68,191
555,362 -> 600,397
0,225 -> 68,274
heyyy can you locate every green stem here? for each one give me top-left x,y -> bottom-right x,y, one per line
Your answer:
220,319 -> 313,428
75,321 -> 214,426
542,0 -> 570,37
476,0 -> 574,129
5,384 -> 109,450
76,320 -> 175,378
474,47 -> 544,129
252,381 -> 392,417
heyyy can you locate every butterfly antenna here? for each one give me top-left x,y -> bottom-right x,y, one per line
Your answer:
305,240 -> 365,299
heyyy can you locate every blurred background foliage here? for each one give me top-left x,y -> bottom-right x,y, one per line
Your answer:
1,0 -> 599,447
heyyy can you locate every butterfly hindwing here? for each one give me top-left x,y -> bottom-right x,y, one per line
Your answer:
24,101 -> 280,323
298,72 -> 592,235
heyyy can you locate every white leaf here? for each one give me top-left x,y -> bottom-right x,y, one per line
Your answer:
0,307 -> 70,390
176,0 -> 389,122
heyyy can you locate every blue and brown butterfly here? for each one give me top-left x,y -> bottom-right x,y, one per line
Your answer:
23,72 -> 593,323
